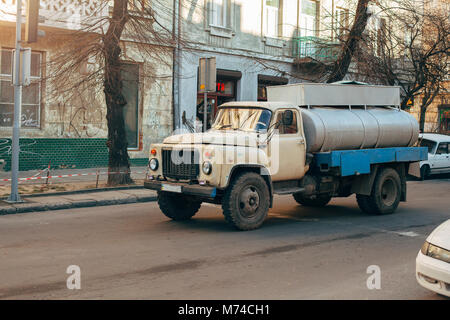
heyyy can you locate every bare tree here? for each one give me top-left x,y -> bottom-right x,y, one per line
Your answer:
46,0 -> 177,185
326,0 -> 371,83
253,0 -> 373,83
355,0 -> 449,131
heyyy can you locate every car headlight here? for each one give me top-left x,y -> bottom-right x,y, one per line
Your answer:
149,158 -> 159,171
202,161 -> 212,175
421,241 -> 450,264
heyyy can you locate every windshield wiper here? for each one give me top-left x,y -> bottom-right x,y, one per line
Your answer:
238,112 -> 257,130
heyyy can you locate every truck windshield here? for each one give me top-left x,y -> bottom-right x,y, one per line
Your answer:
419,139 -> 437,153
211,108 -> 272,132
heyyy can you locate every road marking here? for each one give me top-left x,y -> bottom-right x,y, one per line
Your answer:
393,231 -> 420,237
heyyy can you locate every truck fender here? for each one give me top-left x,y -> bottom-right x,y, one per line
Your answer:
351,165 -> 379,196
352,164 -> 407,201
226,165 -> 274,208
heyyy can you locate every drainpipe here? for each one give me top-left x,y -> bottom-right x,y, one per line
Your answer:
172,0 -> 182,130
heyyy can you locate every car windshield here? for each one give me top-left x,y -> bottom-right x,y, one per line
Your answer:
420,139 -> 437,153
211,108 -> 272,132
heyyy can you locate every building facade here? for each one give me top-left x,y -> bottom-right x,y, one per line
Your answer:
408,0 -> 450,134
175,0 -> 353,131
0,0 -> 174,170
3,0 -> 445,172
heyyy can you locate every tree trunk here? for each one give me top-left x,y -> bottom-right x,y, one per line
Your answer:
327,0 -> 371,83
419,105 -> 427,133
103,0 -> 132,185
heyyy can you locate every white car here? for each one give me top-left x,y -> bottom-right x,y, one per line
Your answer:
416,219 -> 450,297
418,133 -> 450,180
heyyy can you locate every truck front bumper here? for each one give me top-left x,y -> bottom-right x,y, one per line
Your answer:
144,180 -> 217,198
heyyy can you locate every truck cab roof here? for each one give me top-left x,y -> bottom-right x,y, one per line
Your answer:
419,133 -> 450,143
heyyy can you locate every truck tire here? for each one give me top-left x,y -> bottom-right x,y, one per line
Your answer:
222,172 -> 270,231
357,167 -> 401,215
157,191 -> 202,221
293,193 -> 332,207
356,194 -> 377,214
420,165 -> 430,181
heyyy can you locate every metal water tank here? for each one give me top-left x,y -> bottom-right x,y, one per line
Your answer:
301,107 -> 419,152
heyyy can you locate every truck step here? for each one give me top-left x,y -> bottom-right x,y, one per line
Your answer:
274,187 -> 305,195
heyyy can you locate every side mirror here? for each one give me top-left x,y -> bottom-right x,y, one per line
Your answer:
282,110 -> 294,126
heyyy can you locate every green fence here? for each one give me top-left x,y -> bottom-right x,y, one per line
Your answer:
0,138 -> 147,171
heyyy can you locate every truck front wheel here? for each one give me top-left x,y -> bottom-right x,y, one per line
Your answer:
157,191 -> 202,221
357,167 -> 401,215
222,172 -> 270,231
293,193 -> 332,207
420,165 -> 430,181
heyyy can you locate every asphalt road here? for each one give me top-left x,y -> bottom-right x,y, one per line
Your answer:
0,179 -> 449,300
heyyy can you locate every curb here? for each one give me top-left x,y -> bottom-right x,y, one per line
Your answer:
0,185 -> 147,200
0,194 -> 157,216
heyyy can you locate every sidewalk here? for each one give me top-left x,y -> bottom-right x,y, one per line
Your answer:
0,187 -> 157,215
0,166 -> 148,184
0,166 -> 148,197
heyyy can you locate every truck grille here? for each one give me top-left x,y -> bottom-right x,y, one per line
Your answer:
162,149 -> 199,180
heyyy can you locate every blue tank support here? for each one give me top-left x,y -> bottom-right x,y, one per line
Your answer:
314,147 -> 428,177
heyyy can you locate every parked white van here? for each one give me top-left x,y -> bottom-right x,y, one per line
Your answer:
419,133 -> 450,180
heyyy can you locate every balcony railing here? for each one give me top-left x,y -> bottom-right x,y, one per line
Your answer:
0,0 -> 109,30
292,36 -> 340,63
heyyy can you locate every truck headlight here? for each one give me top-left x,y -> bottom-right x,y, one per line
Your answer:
421,241 -> 450,263
149,158 -> 159,171
202,161 -> 212,175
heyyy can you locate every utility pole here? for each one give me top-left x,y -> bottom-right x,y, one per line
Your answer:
203,61 -> 208,132
8,0 -> 39,202
8,0 -> 23,203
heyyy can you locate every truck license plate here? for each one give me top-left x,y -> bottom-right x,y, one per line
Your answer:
161,184 -> 182,193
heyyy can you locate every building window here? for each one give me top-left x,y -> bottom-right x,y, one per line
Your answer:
0,49 -> 42,128
121,63 -> 140,150
300,0 -> 319,37
438,105 -> 450,134
334,7 -> 349,40
377,18 -> 387,57
257,75 -> 288,101
264,0 -> 281,37
210,0 -> 229,28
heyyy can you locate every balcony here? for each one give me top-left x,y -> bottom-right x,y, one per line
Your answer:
0,0 -> 109,31
292,36 -> 340,64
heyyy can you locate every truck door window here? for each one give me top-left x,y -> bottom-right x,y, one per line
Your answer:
436,143 -> 448,155
419,139 -> 437,154
275,110 -> 298,134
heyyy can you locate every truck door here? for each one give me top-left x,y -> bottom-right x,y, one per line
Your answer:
268,109 -> 306,181
434,142 -> 450,173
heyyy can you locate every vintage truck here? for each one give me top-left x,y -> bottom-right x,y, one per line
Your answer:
144,83 -> 428,230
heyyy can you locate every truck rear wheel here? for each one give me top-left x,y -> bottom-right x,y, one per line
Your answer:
293,193 -> 332,207
356,194 -> 377,214
357,167 -> 401,215
222,172 -> 270,231
157,191 -> 202,221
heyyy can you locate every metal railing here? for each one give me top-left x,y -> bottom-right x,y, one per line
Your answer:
292,36 -> 340,62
